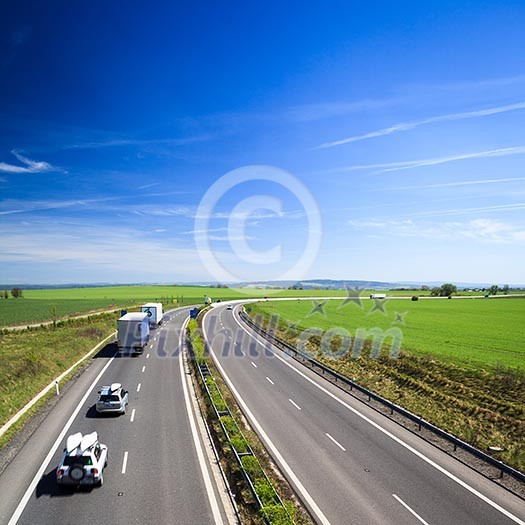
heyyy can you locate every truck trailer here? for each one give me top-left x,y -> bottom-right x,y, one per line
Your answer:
118,312 -> 150,353
141,302 -> 164,327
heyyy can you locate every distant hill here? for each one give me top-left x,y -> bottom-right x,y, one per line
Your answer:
238,279 -> 396,290
1,279 -> 523,290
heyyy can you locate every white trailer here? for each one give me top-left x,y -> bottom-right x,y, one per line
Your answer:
118,312 -> 150,353
370,293 -> 387,299
141,302 -> 164,327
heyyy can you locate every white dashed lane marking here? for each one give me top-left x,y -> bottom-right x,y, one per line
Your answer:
121,451 -> 129,474
289,399 -> 302,411
325,433 -> 346,452
392,494 -> 430,524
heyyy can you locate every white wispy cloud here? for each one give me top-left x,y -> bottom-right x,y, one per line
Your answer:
404,202 -> 525,218
416,74 -> 525,92
62,135 -> 211,150
208,235 -> 256,241
285,97 -> 403,123
318,101 -> 525,149
138,182 -> 161,190
132,206 -> 194,218
0,150 -> 64,174
324,146 -> 525,174
349,217 -> 525,243
378,177 -> 525,191
182,227 -> 229,235
0,195 -> 129,216
0,220 -> 256,283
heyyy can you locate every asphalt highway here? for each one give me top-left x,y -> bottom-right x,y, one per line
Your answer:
0,306 -> 230,525
202,303 -> 525,525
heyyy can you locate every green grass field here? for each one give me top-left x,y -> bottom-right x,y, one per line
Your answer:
0,284 -> 521,327
252,297 -> 525,369
0,285 -> 342,326
0,285 -> 364,327
248,298 -> 525,469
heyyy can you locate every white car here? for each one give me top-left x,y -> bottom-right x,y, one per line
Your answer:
226,305 -> 233,310
96,383 -> 129,415
56,432 -> 108,487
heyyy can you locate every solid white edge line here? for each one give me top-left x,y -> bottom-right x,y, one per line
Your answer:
325,433 -> 346,451
231,308 -> 525,525
136,383 -> 141,392
130,408 -> 136,423
392,494 -> 430,524
8,353 -> 117,525
266,377 -> 275,385
179,317 -> 224,525
121,451 -> 129,474
203,311 -> 332,525
289,399 -> 302,411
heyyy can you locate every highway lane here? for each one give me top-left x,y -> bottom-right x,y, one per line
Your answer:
203,303 -> 525,525
1,306 -> 229,525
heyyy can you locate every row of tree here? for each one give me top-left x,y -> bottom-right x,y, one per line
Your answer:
429,283 -> 510,297
2,288 -> 23,298
429,283 -> 457,297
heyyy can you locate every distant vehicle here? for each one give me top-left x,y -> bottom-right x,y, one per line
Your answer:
56,432 -> 108,487
226,305 -> 233,310
96,383 -> 128,415
118,312 -> 150,353
370,293 -> 387,299
141,302 -> 164,327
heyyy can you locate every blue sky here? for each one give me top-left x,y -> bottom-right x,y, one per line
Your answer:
1,1 -> 525,285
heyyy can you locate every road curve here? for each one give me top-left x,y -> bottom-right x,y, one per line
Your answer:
202,303 -> 525,525
0,306 -> 231,525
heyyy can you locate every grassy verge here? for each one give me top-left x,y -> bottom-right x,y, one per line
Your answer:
0,313 -> 118,431
0,351 -> 95,453
187,318 -> 311,525
247,303 -> 525,472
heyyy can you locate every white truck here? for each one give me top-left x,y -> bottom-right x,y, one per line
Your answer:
141,302 -> 164,327
370,293 -> 387,299
118,312 -> 150,353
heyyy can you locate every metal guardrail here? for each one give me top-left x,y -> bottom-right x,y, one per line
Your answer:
239,309 -> 525,485
186,333 -> 293,525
